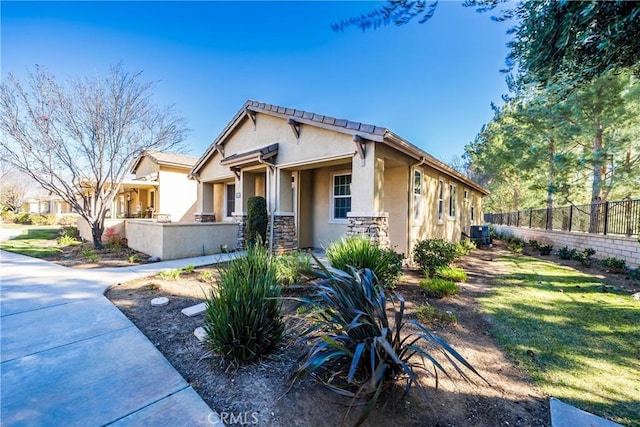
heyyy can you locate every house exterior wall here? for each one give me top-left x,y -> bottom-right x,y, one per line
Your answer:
157,166 -> 197,222
133,157 -> 159,178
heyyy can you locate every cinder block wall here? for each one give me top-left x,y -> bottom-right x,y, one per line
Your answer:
494,225 -> 640,268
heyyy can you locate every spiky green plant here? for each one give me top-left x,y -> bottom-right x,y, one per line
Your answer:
290,261 -> 485,425
203,242 -> 283,365
275,251 -> 312,286
158,269 -> 181,280
183,264 -> 195,273
325,236 -> 403,289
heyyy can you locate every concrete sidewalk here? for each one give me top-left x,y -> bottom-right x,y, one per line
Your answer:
0,250 -> 238,426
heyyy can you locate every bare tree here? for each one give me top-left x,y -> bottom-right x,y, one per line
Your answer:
0,64 -> 188,247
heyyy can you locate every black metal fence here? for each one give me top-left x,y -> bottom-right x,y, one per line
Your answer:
484,198 -> 640,237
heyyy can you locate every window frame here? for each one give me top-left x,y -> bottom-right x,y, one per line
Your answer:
330,171 -> 352,222
413,168 -> 424,224
225,182 -> 236,219
437,179 -> 444,223
449,183 -> 457,219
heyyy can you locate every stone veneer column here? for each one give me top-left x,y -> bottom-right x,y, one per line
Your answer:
346,212 -> 390,248
270,213 -> 297,253
194,213 -> 216,223
232,213 -> 248,250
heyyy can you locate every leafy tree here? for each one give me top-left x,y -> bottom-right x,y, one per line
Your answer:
0,64 -> 187,247
335,1 -> 640,86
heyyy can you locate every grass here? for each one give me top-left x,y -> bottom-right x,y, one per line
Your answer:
435,266 -> 468,282
0,226 -> 73,258
479,255 -> 640,427
419,277 -> 459,298
414,303 -> 458,324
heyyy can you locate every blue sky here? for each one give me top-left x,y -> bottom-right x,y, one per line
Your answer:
2,1 -> 512,165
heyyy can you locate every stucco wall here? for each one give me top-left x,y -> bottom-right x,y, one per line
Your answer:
77,218 -> 126,242
133,157 -> 159,178
158,166 -> 197,222
308,165 -> 350,248
384,164 -> 409,255
494,225 -> 640,268
126,220 -> 238,260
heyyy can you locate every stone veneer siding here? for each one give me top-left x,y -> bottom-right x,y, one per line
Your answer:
495,225 -> 640,268
270,214 -> 297,253
232,213 -> 248,250
194,213 -> 216,223
346,213 -> 390,248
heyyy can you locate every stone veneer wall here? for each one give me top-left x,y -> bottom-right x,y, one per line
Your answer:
495,225 -> 640,268
270,214 -> 297,253
346,213 -> 390,248
194,213 -> 216,223
232,213 -> 247,250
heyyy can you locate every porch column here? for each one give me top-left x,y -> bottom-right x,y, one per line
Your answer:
270,169 -> 297,253
348,152 -> 389,247
195,182 -> 215,222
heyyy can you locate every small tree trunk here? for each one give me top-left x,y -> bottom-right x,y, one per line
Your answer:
91,221 -> 104,249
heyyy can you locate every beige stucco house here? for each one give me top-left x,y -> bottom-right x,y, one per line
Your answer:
120,151 -> 198,222
190,100 -> 489,257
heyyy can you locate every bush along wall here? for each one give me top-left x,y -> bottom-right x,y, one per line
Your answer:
246,196 -> 267,247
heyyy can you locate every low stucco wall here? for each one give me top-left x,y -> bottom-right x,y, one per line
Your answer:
77,218 -> 126,242
494,225 -> 640,268
126,220 -> 238,260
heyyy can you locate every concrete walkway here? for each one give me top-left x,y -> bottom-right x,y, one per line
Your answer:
0,250 -> 239,426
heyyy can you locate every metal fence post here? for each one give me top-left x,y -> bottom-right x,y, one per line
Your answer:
529,210 -> 533,228
569,205 -> 573,232
603,201 -> 609,235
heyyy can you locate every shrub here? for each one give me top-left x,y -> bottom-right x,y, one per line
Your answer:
528,239 -> 540,250
159,269 -> 181,280
203,243 -> 283,365
415,303 -> 457,324
246,196 -> 267,247
15,213 -> 32,224
183,264 -> 195,273
599,257 -> 626,272
456,239 -> 476,257
435,266 -> 468,282
626,268 -> 640,284
31,214 -> 57,225
538,244 -> 553,255
57,234 -> 77,246
413,238 -> 458,277
1,211 -> 16,223
82,248 -> 99,262
275,251 -> 312,286
199,270 -> 215,283
325,236 -> 403,289
57,215 -> 77,227
558,246 -> 577,260
507,240 -> 524,254
128,254 -> 140,264
573,248 -> 596,266
419,277 -> 459,298
290,263 -> 484,425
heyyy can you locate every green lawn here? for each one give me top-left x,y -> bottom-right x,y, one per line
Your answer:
0,226 -> 68,258
479,255 -> 640,427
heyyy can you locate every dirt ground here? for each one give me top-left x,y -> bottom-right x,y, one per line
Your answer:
51,240 -> 150,269
104,243 -> 638,426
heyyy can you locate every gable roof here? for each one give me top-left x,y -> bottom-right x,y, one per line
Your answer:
191,100 -> 489,195
130,151 -> 198,173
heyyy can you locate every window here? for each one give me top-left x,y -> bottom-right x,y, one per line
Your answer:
471,205 -> 475,222
332,173 -> 351,220
437,180 -> 444,222
413,169 -> 423,222
449,184 -> 457,218
225,183 -> 235,217
464,189 -> 469,200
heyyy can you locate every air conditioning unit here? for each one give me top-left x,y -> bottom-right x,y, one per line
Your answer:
470,225 -> 491,245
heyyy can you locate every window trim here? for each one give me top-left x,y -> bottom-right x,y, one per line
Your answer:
437,179 -> 444,223
449,183 -> 457,219
225,182 -> 236,219
412,168 -> 424,224
330,171 -> 352,223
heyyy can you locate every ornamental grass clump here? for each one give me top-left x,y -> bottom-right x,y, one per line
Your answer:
290,262 -> 485,425
203,242 -> 283,365
435,266 -> 468,282
419,277 -> 459,298
325,236 -> 403,289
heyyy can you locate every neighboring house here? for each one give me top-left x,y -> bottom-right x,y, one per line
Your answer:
21,194 -> 73,215
118,151 -> 198,222
189,100 -> 489,256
